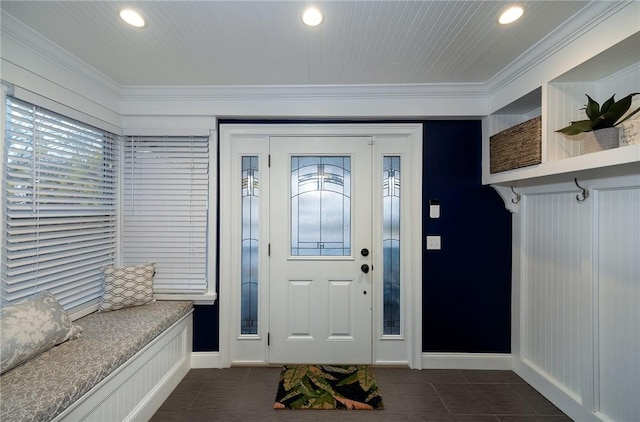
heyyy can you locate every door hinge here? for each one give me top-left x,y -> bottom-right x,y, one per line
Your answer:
268,243 -> 271,256
268,332 -> 270,346
268,154 -> 271,167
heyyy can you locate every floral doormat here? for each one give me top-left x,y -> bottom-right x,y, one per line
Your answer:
273,365 -> 384,410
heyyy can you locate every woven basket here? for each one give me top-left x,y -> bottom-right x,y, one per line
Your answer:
490,116 -> 541,174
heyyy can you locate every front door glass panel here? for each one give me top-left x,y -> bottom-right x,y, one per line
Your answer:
241,156 -> 259,335
290,156 -> 351,257
383,156 -> 401,335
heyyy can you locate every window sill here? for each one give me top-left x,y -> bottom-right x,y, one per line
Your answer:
154,292 -> 217,305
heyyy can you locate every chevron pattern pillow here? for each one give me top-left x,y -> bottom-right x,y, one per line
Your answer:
99,263 -> 156,312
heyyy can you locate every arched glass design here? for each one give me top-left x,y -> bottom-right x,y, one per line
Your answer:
241,156 -> 259,334
383,156 -> 401,335
291,156 -> 351,256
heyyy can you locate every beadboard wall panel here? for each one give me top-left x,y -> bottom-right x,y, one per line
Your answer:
491,109 -> 542,137
546,81 -> 592,160
522,192 -> 589,398
515,174 -> 640,421
598,63 -> 640,124
597,188 -> 640,422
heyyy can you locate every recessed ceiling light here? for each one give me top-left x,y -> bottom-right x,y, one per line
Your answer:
302,7 -> 323,27
499,6 -> 524,25
120,8 -> 146,28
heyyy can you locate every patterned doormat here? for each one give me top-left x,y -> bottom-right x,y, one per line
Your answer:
273,365 -> 384,410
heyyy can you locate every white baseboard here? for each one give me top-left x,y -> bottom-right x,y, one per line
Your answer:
422,353 -> 513,370
514,359 -> 600,422
191,351 -> 222,368
374,360 -> 411,367
190,352 -> 512,370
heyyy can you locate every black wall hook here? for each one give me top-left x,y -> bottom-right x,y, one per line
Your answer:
511,186 -> 521,204
575,178 -> 589,203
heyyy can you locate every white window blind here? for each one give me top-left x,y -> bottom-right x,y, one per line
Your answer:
122,136 -> 209,294
2,97 -> 118,312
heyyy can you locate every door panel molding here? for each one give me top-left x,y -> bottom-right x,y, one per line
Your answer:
269,136 -> 372,364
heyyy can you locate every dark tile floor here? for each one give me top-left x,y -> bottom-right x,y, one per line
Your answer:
151,367 -> 573,421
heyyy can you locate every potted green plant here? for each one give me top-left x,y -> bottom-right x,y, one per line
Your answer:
556,93 -> 640,153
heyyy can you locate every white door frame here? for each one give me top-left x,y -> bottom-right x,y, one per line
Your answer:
219,123 -> 423,369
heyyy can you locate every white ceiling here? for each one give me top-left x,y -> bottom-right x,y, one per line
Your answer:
1,1 -> 593,87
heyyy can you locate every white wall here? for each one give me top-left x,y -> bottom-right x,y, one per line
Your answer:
511,170 -> 640,422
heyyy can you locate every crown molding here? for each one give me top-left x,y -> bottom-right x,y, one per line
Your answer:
119,82 -> 488,102
1,10 -> 121,99
485,1 -> 632,96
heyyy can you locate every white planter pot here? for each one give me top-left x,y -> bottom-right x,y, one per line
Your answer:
582,127 -> 619,154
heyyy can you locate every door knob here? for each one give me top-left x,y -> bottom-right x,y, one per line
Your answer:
361,248 -> 369,257
361,264 -> 370,274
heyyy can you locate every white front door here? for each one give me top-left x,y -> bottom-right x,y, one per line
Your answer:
269,136 -> 373,364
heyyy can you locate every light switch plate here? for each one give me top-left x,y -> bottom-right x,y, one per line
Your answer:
429,204 -> 440,219
426,235 -> 441,250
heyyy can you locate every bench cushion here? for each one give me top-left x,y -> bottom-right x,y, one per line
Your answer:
0,300 -> 192,422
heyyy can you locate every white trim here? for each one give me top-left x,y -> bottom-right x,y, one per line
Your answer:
485,1 -> 628,99
491,185 -> 521,214
68,303 -> 100,322
409,127 -> 424,370
514,359 -> 600,422
154,293 -> 217,305
374,360 -> 414,367
193,352 -> 515,371
191,352 -> 222,369
121,115 -> 216,137
422,353 -> 513,370
9,85 -> 122,135
121,83 -> 487,102
118,93 -> 487,119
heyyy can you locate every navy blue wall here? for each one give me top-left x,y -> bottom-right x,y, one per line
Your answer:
193,303 -> 219,351
422,120 -> 512,353
193,120 -> 512,353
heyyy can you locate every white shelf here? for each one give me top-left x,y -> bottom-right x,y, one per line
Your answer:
486,143 -> 640,185
484,31 -> 640,186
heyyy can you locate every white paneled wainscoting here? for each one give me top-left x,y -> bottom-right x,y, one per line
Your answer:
498,166 -> 639,422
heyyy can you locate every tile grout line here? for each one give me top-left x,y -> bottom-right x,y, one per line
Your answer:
185,381 -> 206,413
507,383 -> 544,416
430,382 -> 453,415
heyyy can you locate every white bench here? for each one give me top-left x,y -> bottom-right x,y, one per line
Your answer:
0,301 -> 193,422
